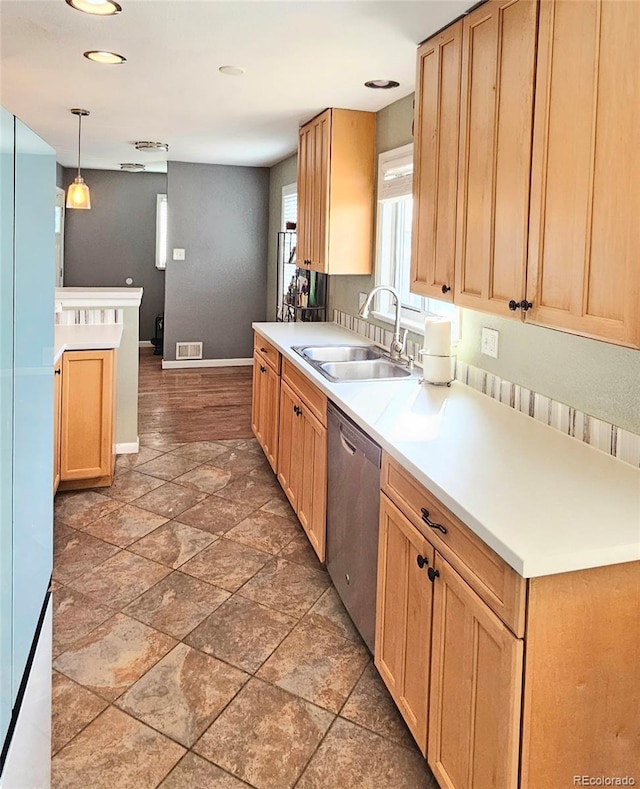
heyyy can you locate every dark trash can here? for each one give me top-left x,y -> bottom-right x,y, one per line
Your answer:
151,314 -> 164,356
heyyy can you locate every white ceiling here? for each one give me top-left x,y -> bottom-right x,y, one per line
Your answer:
0,0 -> 475,172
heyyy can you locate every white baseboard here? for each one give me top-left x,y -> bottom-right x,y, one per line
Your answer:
161,358 -> 253,370
115,439 -> 139,454
139,340 -> 153,347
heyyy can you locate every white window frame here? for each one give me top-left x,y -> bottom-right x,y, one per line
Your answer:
155,193 -> 167,270
282,182 -> 297,232
372,144 -> 460,342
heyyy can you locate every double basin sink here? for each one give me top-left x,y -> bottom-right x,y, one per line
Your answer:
293,344 -> 413,382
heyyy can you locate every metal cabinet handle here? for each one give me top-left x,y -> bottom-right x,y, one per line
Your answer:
427,567 -> 440,583
508,299 -> 533,312
416,555 -> 429,569
421,507 -> 447,535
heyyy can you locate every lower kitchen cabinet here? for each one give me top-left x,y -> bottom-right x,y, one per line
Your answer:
375,494 -> 434,755
277,379 -> 327,562
53,358 -> 62,493
58,349 -> 115,489
428,555 -> 523,789
251,350 -> 280,472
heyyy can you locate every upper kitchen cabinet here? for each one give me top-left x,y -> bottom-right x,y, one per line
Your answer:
454,0 -> 537,317
525,0 -> 640,348
410,21 -> 462,301
297,108 -> 376,275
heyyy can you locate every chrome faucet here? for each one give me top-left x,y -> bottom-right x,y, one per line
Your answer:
358,285 -> 407,361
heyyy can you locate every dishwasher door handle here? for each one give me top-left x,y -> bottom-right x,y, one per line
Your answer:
339,430 -> 357,456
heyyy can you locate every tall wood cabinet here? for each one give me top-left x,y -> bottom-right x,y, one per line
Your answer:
59,349 -> 115,488
297,108 -> 375,275
411,0 -> 640,348
525,0 -> 640,347
454,0 -> 537,317
410,22 -> 462,301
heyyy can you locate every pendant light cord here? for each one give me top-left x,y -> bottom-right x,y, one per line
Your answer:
77,112 -> 82,178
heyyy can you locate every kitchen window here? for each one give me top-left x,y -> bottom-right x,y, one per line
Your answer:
155,193 -> 168,270
374,144 -> 459,339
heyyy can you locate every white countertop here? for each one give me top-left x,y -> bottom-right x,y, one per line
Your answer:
54,324 -> 123,364
55,287 -> 143,309
253,321 -> 640,578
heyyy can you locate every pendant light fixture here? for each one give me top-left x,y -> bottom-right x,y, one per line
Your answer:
67,109 -> 91,210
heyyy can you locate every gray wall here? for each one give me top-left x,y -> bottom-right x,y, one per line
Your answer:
267,154 -> 298,321
320,93 -> 640,434
164,160 -> 269,362
62,168 -> 167,341
56,162 -> 64,188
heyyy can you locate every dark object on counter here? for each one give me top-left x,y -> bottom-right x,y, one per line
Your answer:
286,221 -> 297,230
152,313 -> 164,355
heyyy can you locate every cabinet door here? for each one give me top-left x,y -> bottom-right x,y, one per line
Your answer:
60,350 -> 114,481
261,359 -> 280,473
297,124 -> 313,266
410,22 -> 462,301
428,555 -> 523,789
310,110 -> 330,273
454,0 -> 537,317
277,381 -> 302,511
53,359 -> 62,492
526,0 -> 640,348
375,494 -> 434,755
297,404 -> 327,562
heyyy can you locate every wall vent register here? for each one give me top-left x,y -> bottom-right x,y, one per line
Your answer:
175,342 -> 203,360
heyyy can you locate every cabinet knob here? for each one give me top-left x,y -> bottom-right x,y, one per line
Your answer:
260,365 -> 266,373
441,284 -> 451,294
427,567 -> 440,583
293,405 -> 302,416
509,299 -> 533,312
260,347 -> 268,353
54,369 -> 61,375
416,555 -> 429,569
421,507 -> 447,535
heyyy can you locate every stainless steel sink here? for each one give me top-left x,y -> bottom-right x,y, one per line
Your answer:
319,359 -> 412,382
295,345 -> 383,363
292,345 -> 413,382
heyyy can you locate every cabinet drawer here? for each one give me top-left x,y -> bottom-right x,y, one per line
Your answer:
282,359 -> 327,427
253,333 -> 281,373
381,454 -> 526,637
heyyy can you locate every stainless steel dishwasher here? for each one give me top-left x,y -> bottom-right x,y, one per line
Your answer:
326,402 -> 382,653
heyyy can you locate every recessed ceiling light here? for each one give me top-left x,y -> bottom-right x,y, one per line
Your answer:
364,79 -> 400,89
134,141 -> 169,152
120,163 -> 145,172
219,66 -> 245,76
66,0 -> 122,16
84,50 -> 126,65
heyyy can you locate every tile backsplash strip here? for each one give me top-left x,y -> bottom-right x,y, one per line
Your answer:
333,309 -> 640,468
55,308 -> 123,326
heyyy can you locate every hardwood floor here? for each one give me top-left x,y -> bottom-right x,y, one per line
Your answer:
138,348 -> 253,443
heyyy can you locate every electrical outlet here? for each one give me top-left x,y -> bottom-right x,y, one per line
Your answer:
358,292 -> 367,309
481,327 -> 499,358
172,248 -> 185,261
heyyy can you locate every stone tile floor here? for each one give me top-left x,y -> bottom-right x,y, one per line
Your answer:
52,437 -> 438,789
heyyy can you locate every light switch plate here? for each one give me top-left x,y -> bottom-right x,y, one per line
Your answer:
172,248 -> 186,261
481,327 -> 499,358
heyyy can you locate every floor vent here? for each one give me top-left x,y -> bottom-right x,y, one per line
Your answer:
175,341 -> 203,360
